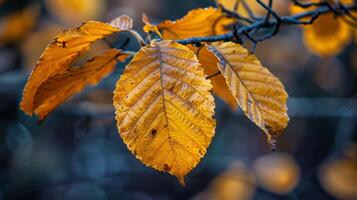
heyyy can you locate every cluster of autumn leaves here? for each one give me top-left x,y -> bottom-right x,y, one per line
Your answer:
19,0 -> 355,184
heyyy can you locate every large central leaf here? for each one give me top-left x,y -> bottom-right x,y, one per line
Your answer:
113,40 -> 216,184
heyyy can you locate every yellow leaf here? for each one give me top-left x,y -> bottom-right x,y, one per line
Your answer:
151,7 -> 235,40
33,49 -> 126,120
290,2 -> 352,57
319,145 -> 357,200
113,40 -> 216,184
207,42 -> 288,143
44,0 -> 106,25
20,19 -> 123,116
197,46 -> 237,110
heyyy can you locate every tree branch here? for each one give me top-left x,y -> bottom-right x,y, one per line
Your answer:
177,4 -> 357,45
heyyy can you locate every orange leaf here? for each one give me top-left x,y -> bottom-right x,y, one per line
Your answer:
146,7 -> 235,40
32,49 -> 125,120
20,18 -> 127,116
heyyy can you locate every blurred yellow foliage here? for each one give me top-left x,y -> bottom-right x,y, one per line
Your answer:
209,163 -> 256,200
218,0 -> 288,18
290,0 -> 354,57
0,5 -> 39,44
44,0 -> 106,25
304,14 -> 351,57
193,162 -> 256,200
319,145 -> 357,200
253,152 -> 300,194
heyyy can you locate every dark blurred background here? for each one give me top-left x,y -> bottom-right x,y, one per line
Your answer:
0,0 -> 356,199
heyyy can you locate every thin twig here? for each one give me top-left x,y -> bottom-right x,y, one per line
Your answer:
220,5 -> 255,23
291,0 -> 325,8
177,4 -> 357,45
264,0 -> 273,25
241,0 -> 259,20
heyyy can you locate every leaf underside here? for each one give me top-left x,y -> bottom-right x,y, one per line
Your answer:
33,49 -> 124,120
113,40 -> 216,185
20,20 -> 120,116
196,46 -> 237,110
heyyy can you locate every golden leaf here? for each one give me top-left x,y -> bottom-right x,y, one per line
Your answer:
113,40 -> 216,184
290,1 -> 352,57
150,7 -> 235,40
20,20 -> 122,116
207,42 -> 288,143
197,46 -> 237,110
33,49 -> 125,120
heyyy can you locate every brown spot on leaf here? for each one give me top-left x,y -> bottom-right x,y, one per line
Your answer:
163,163 -> 171,171
151,129 -> 157,136
168,86 -> 174,91
54,39 -> 67,48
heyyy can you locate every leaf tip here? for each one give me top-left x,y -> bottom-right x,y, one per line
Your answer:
177,176 -> 186,186
267,135 -> 278,151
